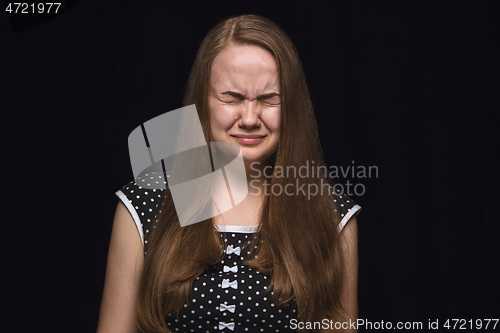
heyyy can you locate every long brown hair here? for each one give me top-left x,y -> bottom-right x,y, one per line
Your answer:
136,14 -> 347,332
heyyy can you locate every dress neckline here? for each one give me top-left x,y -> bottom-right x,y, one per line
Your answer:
214,224 -> 259,233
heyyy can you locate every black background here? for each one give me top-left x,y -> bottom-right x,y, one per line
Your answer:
2,1 -> 499,332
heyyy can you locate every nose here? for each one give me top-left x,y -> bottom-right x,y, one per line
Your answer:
238,100 -> 262,129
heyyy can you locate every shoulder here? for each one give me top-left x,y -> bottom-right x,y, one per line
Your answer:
333,192 -> 361,232
115,179 -> 165,246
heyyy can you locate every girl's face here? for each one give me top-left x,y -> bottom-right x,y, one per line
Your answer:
208,43 -> 281,168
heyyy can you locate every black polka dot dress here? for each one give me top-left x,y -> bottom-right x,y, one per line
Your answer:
115,177 -> 361,332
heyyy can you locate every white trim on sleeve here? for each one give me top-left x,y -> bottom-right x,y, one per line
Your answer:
116,190 -> 145,246
339,204 -> 361,232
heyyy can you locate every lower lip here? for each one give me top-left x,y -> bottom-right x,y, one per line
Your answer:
232,136 -> 265,145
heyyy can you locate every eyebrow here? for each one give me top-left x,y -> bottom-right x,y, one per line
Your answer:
221,91 -> 280,99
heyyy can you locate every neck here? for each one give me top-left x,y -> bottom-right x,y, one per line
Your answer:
244,160 -> 272,198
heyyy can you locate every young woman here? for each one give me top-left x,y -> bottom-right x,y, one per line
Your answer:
97,14 -> 360,333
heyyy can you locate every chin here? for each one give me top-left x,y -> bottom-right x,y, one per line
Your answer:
241,152 -> 274,167
226,141 -> 277,166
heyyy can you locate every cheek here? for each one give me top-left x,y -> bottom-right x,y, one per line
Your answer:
266,109 -> 281,135
209,102 -> 234,139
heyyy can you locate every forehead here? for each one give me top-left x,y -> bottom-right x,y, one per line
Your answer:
210,44 -> 280,93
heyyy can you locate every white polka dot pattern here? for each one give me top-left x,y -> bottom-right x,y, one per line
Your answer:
115,178 -> 361,332
164,232 -> 298,332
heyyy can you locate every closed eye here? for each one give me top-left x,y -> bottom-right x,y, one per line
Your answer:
220,91 -> 245,104
218,91 -> 281,105
259,94 -> 281,106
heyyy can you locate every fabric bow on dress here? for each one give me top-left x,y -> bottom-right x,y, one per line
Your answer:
219,303 -> 236,313
218,321 -> 235,331
221,279 -> 238,289
223,265 -> 238,273
226,245 -> 241,255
